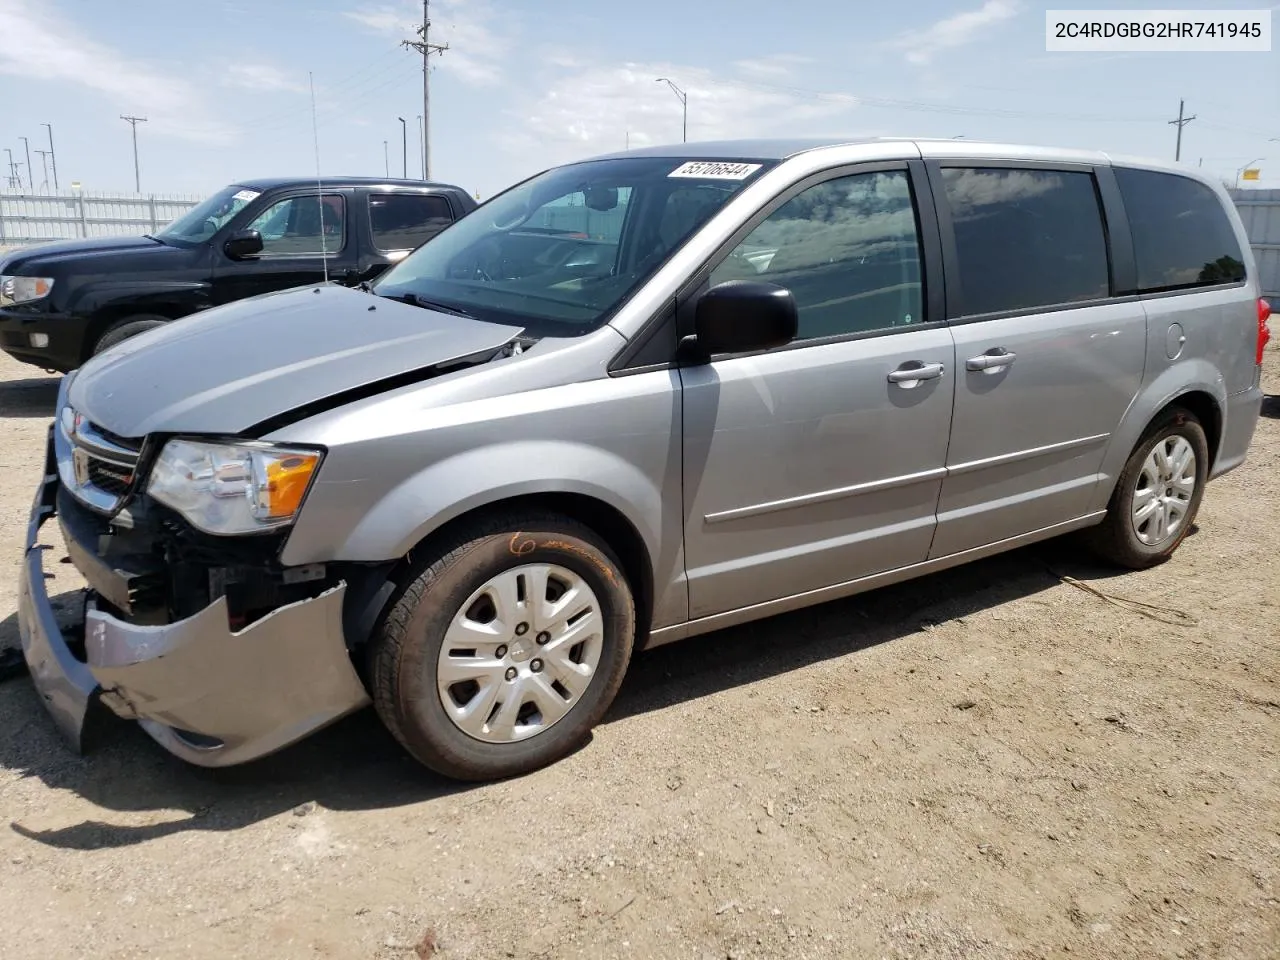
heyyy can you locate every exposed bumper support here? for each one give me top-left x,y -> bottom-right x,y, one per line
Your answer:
17,426 -> 372,767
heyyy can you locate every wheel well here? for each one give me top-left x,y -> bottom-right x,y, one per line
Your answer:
400,492 -> 656,642
82,306 -> 178,362
1164,390 -> 1222,468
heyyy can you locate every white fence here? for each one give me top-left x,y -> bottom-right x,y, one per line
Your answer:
1230,189 -> 1280,299
0,190 -> 204,249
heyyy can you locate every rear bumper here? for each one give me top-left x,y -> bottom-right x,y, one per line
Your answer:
1209,382 -> 1264,480
17,428 -> 371,767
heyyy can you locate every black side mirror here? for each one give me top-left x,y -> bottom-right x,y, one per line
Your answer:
689,280 -> 798,359
223,228 -> 264,260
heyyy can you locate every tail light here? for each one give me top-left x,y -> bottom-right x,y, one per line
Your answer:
1259,298 -> 1273,366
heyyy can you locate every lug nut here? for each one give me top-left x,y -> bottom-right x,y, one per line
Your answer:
535,631 -> 550,645
515,622 -> 529,636
495,645 -> 508,659
504,667 -> 517,681
530,659 -> 543,673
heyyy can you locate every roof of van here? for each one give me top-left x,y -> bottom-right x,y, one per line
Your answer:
584,138 -> 1200,180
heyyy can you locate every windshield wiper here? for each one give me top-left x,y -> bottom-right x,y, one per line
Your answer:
386,292 -> 477,320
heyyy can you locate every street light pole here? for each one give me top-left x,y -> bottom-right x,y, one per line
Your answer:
397,117 -> 407,178
655,77 -> 687,142
1236,156 -> 1265,188
383,140 -> 389,177
42,123 -> 58,191
19,136 -> 32,191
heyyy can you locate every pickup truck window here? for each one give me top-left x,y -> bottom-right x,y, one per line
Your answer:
372,156 -> 774,336
370,194 -> 455,252
244,194 -> 346,256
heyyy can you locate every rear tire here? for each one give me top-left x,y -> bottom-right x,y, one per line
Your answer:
92,315 -> 169,356
1086,407 -> 1208,570
369,512 -> 636,781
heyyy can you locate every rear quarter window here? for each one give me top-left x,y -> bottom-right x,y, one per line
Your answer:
369,193 -> 456,253
1114,167 -> 1245,293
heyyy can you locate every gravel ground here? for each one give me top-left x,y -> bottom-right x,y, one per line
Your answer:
0,346 -> 1277,960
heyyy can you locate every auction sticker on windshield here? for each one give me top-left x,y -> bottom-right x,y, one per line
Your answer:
668,161 -> 763,180
232,189 -> 261,203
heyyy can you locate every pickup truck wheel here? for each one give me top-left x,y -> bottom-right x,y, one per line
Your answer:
370,513 -> 636,781
92,315 -> 169,355
1086,407 -> 1208,569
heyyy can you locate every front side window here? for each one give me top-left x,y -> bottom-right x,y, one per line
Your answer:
1114,167 -> 1245,293
156,185 -> 260,244
369,194 -> 455,252
244,194 -> 346,256
711,169 -> 925,340
941,167 -> 1110,316
372,156 -> 773,336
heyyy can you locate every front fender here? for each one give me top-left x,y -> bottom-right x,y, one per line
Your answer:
1088,357 -> 1226,513
310,440 -> 666,566
68,279 -> 210,320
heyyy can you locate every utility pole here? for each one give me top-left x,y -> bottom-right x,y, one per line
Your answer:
1169,99 -> 1195,162
418,115 -> 424,178
383,140 -> 389,177
19,136 -> 32,191
656,78 -> 688,142
402,0 -> 448,180
397,116 -> 407,178
120,115 -> 147,193
42,122 -> 58,191
4,149 -> 18,189
35,149 -> 52,190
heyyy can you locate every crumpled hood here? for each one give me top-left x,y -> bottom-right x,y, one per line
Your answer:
67,285 -> 522,437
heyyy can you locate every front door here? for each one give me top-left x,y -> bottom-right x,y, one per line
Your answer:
212,190 -> 356,305
927,163 -> 1146,558
680,165 -> 957,619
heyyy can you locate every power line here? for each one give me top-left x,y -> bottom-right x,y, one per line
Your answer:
120,115 -> 148,193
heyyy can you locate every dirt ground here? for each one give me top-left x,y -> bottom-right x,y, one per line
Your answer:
0,346 -> 1276,960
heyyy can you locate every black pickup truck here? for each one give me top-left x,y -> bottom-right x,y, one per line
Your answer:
0,176 -> 477,372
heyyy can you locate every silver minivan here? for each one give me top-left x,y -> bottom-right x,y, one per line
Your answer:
18,138 -> 1271,781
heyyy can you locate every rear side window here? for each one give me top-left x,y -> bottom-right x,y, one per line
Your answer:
941,167 -> 1110,316
1113,168 -> 1245,293
369,193 -> 455,252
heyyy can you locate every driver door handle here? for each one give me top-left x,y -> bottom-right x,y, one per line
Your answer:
887,361 -> 945,386
966,348 -> 1017,372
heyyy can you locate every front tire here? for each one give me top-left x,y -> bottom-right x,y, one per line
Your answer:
92,315 -> 169,356
370,513 -> 636,781
1087,407 -> 1209,569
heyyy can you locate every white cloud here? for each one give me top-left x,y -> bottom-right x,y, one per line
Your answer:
223,63 -> 306,94
343,0 -> 511,86
497,62 -> 858,171
0,0 -> 231,143
889,0 -> 1020,65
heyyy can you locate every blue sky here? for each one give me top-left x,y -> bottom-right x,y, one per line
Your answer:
0,0 -> 1277,200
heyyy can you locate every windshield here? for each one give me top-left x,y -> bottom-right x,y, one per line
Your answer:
156,185 -> 262,244
372,156 -> 774,336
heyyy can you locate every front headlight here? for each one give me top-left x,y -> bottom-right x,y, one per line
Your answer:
0,275 -> 55,306
148,439 -> 323,536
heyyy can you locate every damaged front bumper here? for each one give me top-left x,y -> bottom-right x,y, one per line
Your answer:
17,426 -> 371,767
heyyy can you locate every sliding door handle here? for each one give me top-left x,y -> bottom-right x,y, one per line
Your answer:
966,349 -> 1017,373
